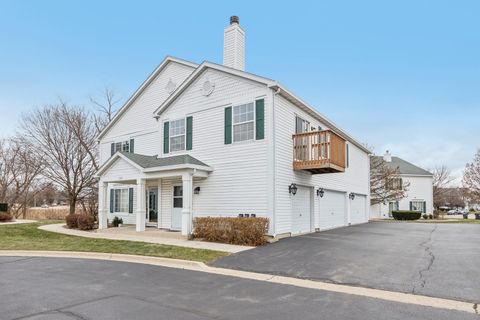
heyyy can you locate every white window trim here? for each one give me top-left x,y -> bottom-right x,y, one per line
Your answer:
232,101 -> 256,144
169,117 -> 186,153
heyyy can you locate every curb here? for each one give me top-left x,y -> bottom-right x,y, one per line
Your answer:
0,250 -> 476,315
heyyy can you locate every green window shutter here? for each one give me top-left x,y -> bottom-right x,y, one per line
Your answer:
111,143 -> 115,156
255,99 -> 265,140
186,116 -> 193,150
224,107 -> 232,144
110,189 -> 114,213
423,201 -> 427,213
409,202 -> 413,211
128,188 -> 134,214
163,122 -> 170,154
129,139 -> 134,153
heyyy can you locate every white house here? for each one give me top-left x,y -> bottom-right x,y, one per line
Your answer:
96,16 -> 371,237
370,151 -> 433,218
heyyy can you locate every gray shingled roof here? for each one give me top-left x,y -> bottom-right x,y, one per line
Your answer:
373,156 -> 432,176
120,152 -> 209,169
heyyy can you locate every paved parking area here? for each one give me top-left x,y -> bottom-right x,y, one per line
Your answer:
0,256 -> 476,320
213,222 -> 480,303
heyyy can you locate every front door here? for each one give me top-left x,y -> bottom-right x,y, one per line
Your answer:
148,188 -> 158,222
171,185 -> 183,230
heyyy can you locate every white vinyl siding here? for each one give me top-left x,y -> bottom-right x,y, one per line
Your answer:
169,118 -> 186,152
159,68 -> 271,228
98,61 -> 195,165
275,95 -> 370,234
233,102 -> 254,142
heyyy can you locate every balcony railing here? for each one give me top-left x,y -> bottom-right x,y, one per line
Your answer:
292,130 -> 346,174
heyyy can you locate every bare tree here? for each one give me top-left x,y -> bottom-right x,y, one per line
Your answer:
0,138 -> 44,218
463,149 -> 480,203
370,156 -> 410,205
90,86 -> 121,133
432,166 -> 455,209
20,103 -> 97,215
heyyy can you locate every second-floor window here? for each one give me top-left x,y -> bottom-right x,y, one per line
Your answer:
170,118 -> 186,152
233,102 -> 254,142
295,116 -> 310,134
111,139 -> 134,156
387,177 -> 403,190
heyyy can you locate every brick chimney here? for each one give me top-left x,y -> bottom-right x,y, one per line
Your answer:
223,16 -> 245,71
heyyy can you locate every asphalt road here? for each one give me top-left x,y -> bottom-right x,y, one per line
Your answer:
0,256 -> 476,320
214,222 -> 480,303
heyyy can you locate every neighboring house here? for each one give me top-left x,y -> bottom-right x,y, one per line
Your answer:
95,16 -> 371,237
370,151 -> 433,218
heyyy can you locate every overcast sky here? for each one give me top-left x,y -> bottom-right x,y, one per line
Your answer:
1,0 -> 478,184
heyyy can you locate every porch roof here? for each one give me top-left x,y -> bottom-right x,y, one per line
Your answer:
96,152 -> 213,179
120,152 -> 209,169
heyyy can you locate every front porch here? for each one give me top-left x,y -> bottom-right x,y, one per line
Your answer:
96,152 -> 213,236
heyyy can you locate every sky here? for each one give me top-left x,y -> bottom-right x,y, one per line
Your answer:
0,0 -> 479,184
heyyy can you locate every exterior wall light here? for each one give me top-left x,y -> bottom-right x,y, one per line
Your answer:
349,192 -> 355,200
317,188 -> 324,198
194,187 -> 201,194
289,183 -> 298,195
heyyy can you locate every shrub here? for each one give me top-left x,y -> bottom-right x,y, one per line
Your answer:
392,210 -> 422,221
422,214 -> 428,220
470,208 -> 475,212
77,214 -> 95,230
112,216 -> 123,227
193,217 -> 269,246
0,212 -> 13,222
428,214 -> 433,219
0,203 -> 8,212
65,214 -> 79,229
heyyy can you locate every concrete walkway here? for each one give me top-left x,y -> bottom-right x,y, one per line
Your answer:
39,223 -> 252,253
0,250 -> 476,316
0,219 -> 36,225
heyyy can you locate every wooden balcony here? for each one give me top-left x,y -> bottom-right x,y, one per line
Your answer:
292,130 -> 346,174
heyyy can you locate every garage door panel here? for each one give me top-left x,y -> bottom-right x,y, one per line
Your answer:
351,195 -> 367,224
319,190 -> 346,230
292,186 -> 312,235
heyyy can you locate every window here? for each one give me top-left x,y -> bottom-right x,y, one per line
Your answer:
295,116 -> 310,134
411,201 -> 426,213
170,118 -> 186,152
173,186 -> 183,208
112,140 -> 133,154
121,141 -> 130,152
388,201 -> 399,215
113,189 -> 129,213
233,102 -> 254,142
387,178 -> 403,190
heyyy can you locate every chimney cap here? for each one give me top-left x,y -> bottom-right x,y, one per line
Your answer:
230,15 -> 239,24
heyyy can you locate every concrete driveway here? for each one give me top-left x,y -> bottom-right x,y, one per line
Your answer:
213,222 -> 480,303
0,256 -> 476,320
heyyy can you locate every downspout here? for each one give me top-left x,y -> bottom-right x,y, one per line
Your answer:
271,87 -> 281,237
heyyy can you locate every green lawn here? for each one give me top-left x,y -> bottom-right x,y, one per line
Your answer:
0,221 -> 228,263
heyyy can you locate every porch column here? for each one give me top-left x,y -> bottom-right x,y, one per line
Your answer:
98,182 -> 108,229
181,173 -> 193,236
136,178 -> 146,232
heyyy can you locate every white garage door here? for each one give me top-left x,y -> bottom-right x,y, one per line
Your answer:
292,186 -> 312,235
319,190 -> 347,230
350,194 -> 367,224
